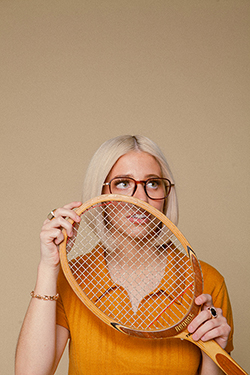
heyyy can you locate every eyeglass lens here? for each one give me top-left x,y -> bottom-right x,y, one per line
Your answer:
109,177 -> 171,199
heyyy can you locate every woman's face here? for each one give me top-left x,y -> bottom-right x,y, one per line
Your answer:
103,151 -> 165,213
102,151 -> 165,243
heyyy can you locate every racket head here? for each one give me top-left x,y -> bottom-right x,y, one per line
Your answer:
59,194 -> 203,339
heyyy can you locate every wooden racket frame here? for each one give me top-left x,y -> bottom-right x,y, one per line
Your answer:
59,194 -> 248,375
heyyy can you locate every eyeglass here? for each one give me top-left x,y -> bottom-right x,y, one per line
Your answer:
103,177 -> 174,200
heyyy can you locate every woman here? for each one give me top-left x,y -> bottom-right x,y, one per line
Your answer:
15,135 -> 233,375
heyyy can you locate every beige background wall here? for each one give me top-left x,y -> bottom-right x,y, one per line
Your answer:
1,1 -> 249,374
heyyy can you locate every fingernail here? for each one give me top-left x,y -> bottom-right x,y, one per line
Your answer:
188,324 -> 193,333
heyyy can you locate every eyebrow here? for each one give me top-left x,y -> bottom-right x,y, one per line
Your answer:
113,174 -> 162,179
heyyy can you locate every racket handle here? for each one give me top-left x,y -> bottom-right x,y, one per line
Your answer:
179,332 -> 248,375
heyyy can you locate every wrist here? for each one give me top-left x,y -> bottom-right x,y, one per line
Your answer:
34,261 -> 60,296
200,352 -> 224,375
30,290 -> 59,301
38,259 -> 60,276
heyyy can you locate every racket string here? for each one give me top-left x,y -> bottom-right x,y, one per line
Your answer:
66,201 -> 196,330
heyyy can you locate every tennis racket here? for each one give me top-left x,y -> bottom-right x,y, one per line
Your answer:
59,194 -> 247,375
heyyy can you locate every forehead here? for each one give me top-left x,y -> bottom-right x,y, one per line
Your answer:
108,151 -> 162,178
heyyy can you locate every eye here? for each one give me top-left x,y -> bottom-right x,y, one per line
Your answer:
113,178 -> 132,190
146,179 -> 161,189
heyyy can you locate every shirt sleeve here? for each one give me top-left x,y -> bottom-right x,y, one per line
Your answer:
56,268 -> 70,331
200,261 -> 234,353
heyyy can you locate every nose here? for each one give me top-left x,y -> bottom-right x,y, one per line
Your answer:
133,182 -> 149,202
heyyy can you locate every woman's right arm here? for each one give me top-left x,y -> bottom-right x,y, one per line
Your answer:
15,202 -> 82,375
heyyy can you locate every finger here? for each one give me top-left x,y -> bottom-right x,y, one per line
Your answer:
47,202 -> 82,224
190,315 -> 218,340
42,214 -> 77,245
194,293 -> 213,308
188,308 -> 212,334
40,227 -> 65,248
53,209 -> 81,224
187,294 -> 215,334
197,295 -> 220,321
54,228 -> 66,245
192,315 -> 230,347
61,201 -> 82,210
46,216 -> 76,238
188,307 -> 227,338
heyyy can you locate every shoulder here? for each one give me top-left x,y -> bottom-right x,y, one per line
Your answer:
200,260 -> 224,282
199,260 -> 229,303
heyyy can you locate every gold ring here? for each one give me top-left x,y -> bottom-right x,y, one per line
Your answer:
47,209 -> 56,220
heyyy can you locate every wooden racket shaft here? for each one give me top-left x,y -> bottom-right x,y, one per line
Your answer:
180,332 -> 248,375
59,194 -> 248,375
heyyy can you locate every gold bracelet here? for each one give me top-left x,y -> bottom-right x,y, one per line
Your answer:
30,291 -> 59,301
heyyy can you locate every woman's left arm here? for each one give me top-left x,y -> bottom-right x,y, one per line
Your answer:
188,294 -> 231,375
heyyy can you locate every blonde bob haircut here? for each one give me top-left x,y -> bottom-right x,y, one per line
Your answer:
82,135 -> 179,225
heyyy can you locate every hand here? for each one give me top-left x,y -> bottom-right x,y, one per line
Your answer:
187,294 -> 231,350
39,201 -> 82,268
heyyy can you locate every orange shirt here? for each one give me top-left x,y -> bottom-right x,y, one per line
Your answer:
56,251 -> 233,375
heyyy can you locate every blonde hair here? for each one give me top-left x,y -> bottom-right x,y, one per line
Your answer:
82,135 -> 179,225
